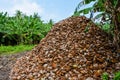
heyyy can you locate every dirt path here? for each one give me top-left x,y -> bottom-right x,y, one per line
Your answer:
0,52 -> 27,80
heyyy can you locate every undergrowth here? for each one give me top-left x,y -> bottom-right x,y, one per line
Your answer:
102,71 -> 120,80
0,44 -> 35,55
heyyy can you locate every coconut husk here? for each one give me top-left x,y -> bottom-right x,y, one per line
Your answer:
10,16 -> 120,80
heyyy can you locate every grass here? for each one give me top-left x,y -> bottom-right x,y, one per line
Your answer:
102,72 -> 109,80
0,44 -> 35,55
101,71 -> 120,80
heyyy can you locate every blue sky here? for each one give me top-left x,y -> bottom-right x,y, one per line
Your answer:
0,0 -> 81,22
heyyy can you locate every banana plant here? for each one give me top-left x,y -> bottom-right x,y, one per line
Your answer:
0,10 -> 53,45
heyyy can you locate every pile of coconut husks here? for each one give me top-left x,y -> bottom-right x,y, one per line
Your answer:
10,16 -> 120,80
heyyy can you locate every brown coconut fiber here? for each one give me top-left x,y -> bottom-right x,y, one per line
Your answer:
10,16 -> 120,80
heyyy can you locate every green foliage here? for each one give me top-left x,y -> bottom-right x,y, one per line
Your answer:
84,0 -> 96,4
101,71 -> 120,80
74,0 -> 120,50
0,11 -> 53,45
102,72 -> 109,80
73,0 -> 106,17
84,26 -> 89,33
113,71 -> 120,80
73,0 -> 96,16
73,2 -> 92,16
101,23 -> 113,34
73,0 -> 118,21
0,45 -> 35,55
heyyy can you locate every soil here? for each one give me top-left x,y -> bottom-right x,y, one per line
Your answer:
0,52 -> 27,80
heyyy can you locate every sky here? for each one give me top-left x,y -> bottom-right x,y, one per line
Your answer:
0,0 -> 82,22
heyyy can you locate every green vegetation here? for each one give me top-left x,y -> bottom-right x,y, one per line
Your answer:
102,72 -> 109,80
0,10 -> 53,45
0,10 -> 53,55
74,0 -> 120,51
101,71 -> 120,80
114,71 -> 120,80
0,45 -> 35,55
101,23 -> 111,33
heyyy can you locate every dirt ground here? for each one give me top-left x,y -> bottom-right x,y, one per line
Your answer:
0,52 -> 27,80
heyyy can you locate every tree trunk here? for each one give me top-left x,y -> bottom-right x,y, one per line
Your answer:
113,9 -> 120,51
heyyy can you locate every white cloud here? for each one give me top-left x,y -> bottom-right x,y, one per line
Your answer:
0,0 -> 43,16
0,0 -> 63,22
